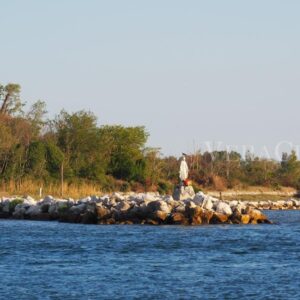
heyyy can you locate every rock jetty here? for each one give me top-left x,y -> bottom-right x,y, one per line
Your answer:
243,199 -> 300,210
0,192 -> 271,225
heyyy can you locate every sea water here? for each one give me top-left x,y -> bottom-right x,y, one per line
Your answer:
1,210 -> 300,299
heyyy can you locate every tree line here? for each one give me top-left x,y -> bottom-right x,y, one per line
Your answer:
1,83 -> 300,194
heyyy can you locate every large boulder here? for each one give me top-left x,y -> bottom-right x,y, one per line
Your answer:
154,210 -> 168,222
12,203 -> 27,219
96,204 -> 112,220
245,207 -> 269,224
25,205 -> 42,217
173,203 -> 186,214
147,200 -> 171,214
114,203 -> 133,222
5,198 -> 24,214
23,196 -> 36,206
127,203 -> 149,221
201,197 -> 214,210
164,197 -> 179,210
81,211 -> 97,224
240,214 -> 250,224
1,199 -> 11,214
291,199 -> 300,207
115,201 -> 131,212
232,202 -> 247,214
40,195 -> 55,205
215,201 -> 232,215
184,199 -> 196,209
78,196 -> 92,204
168,212 -> 189,225
201,209 -> 214,224
86,202 -> 97,214
69,203 -> 87,214
142,193 -> 158,202
187,206 -> 203,225
193,192 -> 205,205
38,196 -> 56,213
211,212 -> 229,224
173,185 -> 195,201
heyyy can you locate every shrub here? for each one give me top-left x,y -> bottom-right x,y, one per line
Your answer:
120,181 -> 130,192
157,181 -> 172,195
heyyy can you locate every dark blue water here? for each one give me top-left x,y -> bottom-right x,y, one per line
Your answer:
1,211 -> 300,300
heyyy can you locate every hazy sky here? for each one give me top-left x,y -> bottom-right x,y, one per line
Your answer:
1,0 -> 300,157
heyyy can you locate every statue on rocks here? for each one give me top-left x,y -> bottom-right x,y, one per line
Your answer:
179,155 -> 189,182
173,154 -> 195,200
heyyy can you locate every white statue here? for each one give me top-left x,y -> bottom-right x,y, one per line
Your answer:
179,155 -> 189,181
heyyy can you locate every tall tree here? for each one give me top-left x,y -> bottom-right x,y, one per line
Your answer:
26,100 -> 48,137
279,151 -> 300,188
105,125 -> 148,181
0,83 -> 23,116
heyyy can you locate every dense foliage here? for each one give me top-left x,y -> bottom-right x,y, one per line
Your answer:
1,83 -> 300,193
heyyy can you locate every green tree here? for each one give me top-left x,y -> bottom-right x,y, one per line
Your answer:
104,125 -> 148,181
0,83 -> 24,116
279,151 -> 300,188
0,120 -> 15,175
53,110 -> 99,179
143,148 -> 163,187
45,141 -> 64,177
26,100 -> 47,137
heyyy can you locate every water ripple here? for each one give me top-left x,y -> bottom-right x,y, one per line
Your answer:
0,210 -> 300,299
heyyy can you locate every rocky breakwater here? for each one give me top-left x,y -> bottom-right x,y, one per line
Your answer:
244,199 -> 300,210
0,192 -> 271,226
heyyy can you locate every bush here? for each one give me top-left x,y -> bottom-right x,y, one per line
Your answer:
272,182 -> 282,191
120,181 -> 130,192
130,181 -> 145,193
101,176 -> 117,192
157,181 -> 172,195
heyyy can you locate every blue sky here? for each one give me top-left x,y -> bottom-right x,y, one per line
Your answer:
1,0 -> 300,157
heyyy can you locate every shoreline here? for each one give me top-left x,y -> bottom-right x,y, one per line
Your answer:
1,187 -> 297,202
206,187 -> 297,201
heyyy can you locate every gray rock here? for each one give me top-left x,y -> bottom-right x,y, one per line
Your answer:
78,196 -> 91,204
12,204 -> 27,218
173,185 -> 195,201
173,204 -> 186,214
2,200 -> 10,213
116,201 -> 131,211
216,201 -> 232,215
24,196 -> 36,205
233,202 -> 247,214
70,203 -> 87,214
41,195 -> 54,205
26,205 -> 42,216
201,197 -> 214,210
193,192 -> 205,205
147,200 -> 171,214
184,199 -> 196,209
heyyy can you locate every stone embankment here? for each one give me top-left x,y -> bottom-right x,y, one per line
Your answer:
244,199 -> 300,210
0,192 -> 272,225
